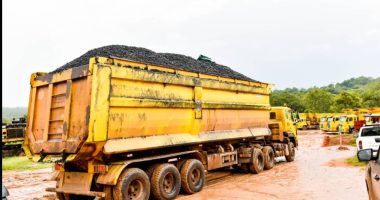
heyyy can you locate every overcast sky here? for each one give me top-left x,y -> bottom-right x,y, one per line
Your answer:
3,0 -> 380,107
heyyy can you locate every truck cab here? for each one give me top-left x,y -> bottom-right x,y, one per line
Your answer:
270,106 -> 298,146
319,116 -> 327,131
338,115 -> 358,133
327,115 -> 341,132
297,118 -> 308,130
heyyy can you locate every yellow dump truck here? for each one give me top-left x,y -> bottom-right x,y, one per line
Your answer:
23,48 -> 298,200
319,116 -> 327,131
337,115 -> 358,133
296,118 -> 308,130
326,115 -> 341,132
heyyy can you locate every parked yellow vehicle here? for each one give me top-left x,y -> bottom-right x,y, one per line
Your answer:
23,46 -> 299,199
297,118 -> 308,130
327,115 -> 341,132
365,113 -> 380,125
338,115 -> 358,133
319,116 -> 328,131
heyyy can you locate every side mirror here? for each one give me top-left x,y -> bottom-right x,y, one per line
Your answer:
357,149 -> 373,161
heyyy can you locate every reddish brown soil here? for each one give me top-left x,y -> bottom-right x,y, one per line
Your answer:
3,130 -> 368,200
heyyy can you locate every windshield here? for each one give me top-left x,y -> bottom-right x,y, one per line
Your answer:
320,117 -> 326,122
365,117 -> 371,122
327,117 -> 333,122
361,127 -> 380,137
340,116 -> 346,122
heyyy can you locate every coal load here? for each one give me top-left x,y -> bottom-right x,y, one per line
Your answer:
52,45 -> 256,82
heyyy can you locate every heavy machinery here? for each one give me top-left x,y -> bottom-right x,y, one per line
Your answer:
2,118 -> 26,157
319,116 -> 327,131
296,118 -> 308,130
326,115 -> 341,132
23,47 -> 298,200
337,114 -> 358,133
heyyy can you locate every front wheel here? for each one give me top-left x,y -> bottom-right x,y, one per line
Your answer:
285,142 -> 295,162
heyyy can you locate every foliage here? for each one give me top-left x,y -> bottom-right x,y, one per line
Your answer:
2,107 -> 28,120
331,92 -> 362,112
304,89 -> 334,112
271,76 -> 380,112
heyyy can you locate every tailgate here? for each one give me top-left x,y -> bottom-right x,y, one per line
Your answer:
26,66 -> 91,155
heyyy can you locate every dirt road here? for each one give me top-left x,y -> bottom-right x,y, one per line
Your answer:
2,130 -> 368,200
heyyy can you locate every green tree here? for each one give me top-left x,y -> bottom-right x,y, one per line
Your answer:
331,92 -> 362,112
304,89 -> 334,112
362,80 -> 380,107
271,91 -> 305,112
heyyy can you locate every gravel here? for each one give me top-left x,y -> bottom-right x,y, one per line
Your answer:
51,45 -> 256,82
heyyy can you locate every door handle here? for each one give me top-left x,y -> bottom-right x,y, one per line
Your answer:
375,175 -> 380,181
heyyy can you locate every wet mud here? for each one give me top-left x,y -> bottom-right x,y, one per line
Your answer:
2,130 -> 368,200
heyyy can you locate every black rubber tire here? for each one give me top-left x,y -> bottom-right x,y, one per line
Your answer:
150,164 -> 181,200
56,192 -> 66,200
262,146 -> 275,170
180,159 -> 205,194
113,168 -> 150,200
248,148 -> 264,174
285,142 -> 295,162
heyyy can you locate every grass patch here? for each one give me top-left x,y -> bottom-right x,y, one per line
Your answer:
345,155 -> 368,167
2,156 -> 51,171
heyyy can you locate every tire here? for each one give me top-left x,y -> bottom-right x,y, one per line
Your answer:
151,164 -> 181,200
285,142 -> 295,162
180,159 -> 205,194
113,168 -> 150,200
248,148 -> 264,174
262,146 -> 275,170
56,192 -> 66,200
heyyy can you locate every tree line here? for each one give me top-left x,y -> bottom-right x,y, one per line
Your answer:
270,76 -> 380,113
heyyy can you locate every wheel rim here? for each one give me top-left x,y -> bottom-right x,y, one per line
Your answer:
128,179 -> 144,199
190,168 -> 201,185
163,172 -> 175,193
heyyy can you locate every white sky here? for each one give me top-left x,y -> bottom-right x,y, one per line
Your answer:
3,0 -> 380,107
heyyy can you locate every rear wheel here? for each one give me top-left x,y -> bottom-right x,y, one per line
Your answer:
150,164 -> 181,200
285,142 -> 295,162
180,159 -> 205,194
249,148 -> 264,174
262,146 -> 275,170
113,168 -> 150,200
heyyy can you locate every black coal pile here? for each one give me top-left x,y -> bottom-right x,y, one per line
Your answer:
52,45 -> 256,82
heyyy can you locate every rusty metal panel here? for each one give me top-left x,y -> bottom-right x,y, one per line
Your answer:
207,151 -> 238,171
60,172 -> 93,194
32,85 -> 49,142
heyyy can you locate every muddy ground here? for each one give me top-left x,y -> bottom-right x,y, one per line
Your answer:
2,130 -> 368,200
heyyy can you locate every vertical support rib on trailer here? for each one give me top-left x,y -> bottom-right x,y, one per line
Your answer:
63,80 -> 72,141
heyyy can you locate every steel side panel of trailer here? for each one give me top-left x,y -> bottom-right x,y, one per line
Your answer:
26,57 -> 271,156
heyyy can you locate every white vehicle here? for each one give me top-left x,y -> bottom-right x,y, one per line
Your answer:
356,125 -> 380,157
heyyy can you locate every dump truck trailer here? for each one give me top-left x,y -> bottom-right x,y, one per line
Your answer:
24,47 -> 298,200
